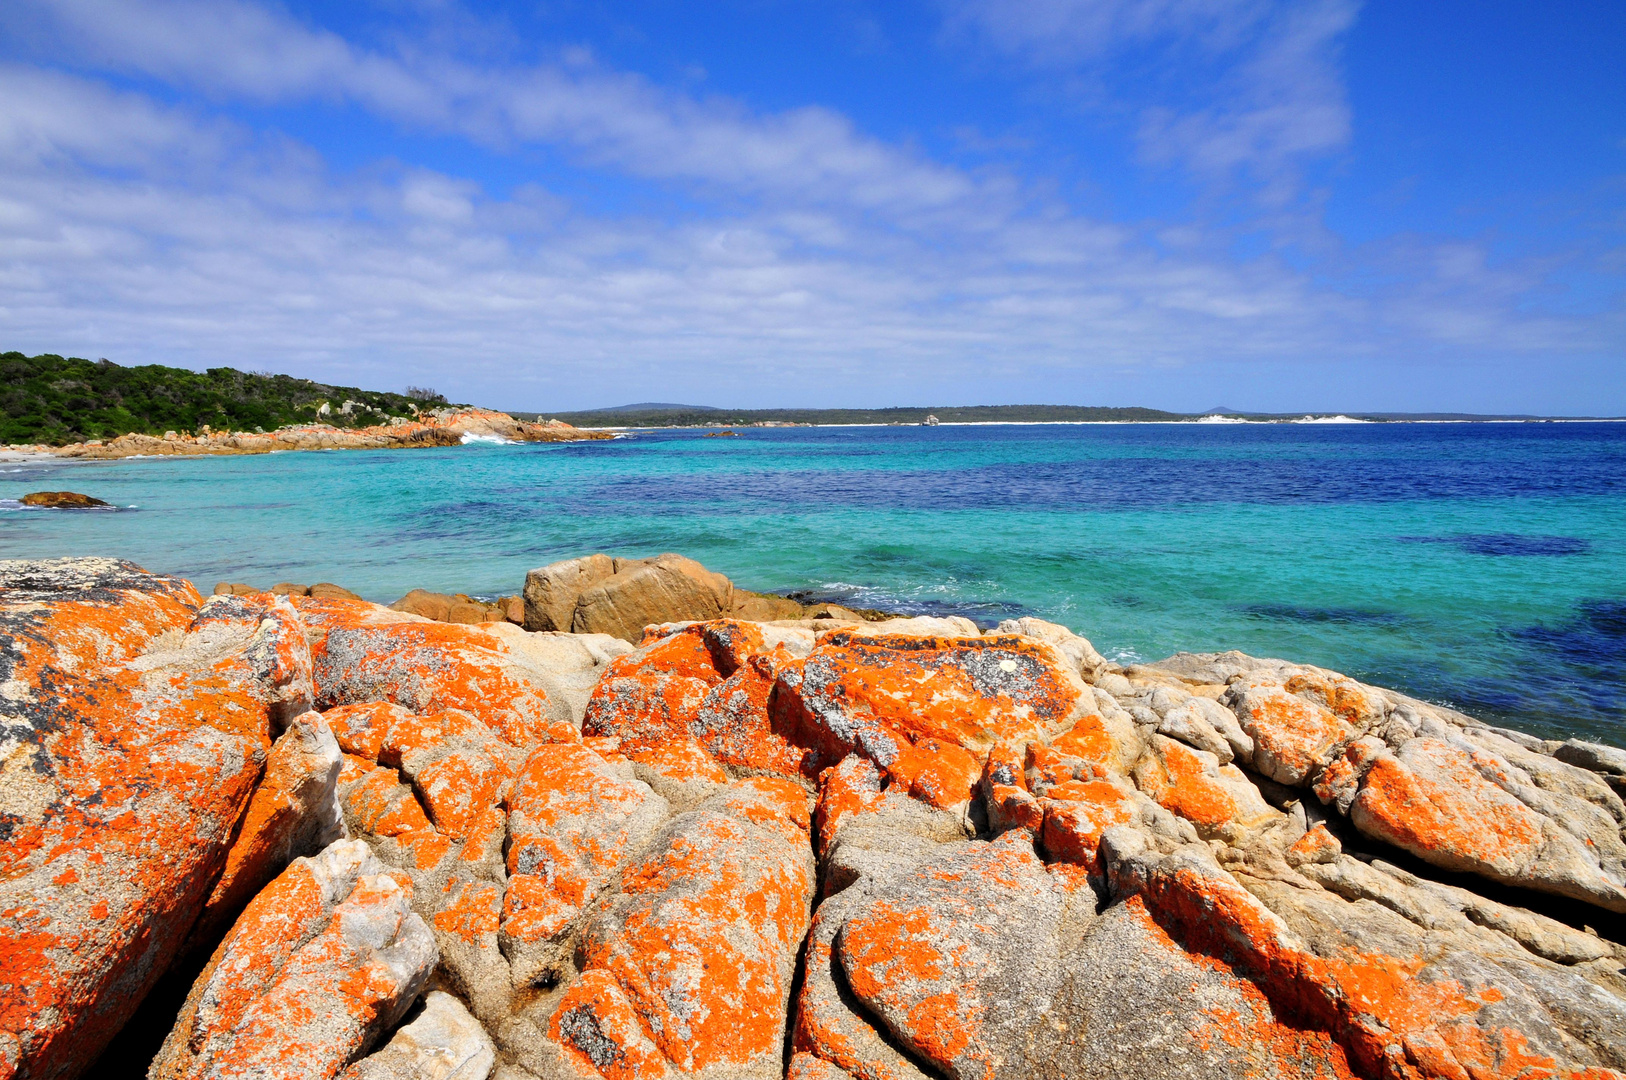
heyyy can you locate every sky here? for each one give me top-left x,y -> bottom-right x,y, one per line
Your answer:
0,0 -> 1622,414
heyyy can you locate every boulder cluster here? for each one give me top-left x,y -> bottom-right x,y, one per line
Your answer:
2,556 -> 1623,1080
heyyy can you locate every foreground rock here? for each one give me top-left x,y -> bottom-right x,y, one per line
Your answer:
0,563 -> 335,1080
4,558 -> 1625,1080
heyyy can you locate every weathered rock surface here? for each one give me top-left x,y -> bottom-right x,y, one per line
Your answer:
522,554 -> 905,641
150,840 -> 436,1080
18,492 -> 110,508
341,991 -> 495,1080
390,590 -> 522,626
0,562 -> 325,1080
6,562 -> 1626,1080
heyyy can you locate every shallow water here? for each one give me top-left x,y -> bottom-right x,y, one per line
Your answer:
4,422 -> 1623,744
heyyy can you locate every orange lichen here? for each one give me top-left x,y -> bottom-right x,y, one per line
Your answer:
1349,740 -> 1543,875
1134,739 -> 1238,829
1124,850 -> 1599,1080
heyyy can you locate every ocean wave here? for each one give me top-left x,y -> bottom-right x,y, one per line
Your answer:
461,432 -> 516,445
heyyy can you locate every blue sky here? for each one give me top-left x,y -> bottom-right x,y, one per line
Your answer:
0,0 -> 1621,413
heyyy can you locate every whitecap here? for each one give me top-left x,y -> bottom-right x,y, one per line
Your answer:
460,432 -> 515,445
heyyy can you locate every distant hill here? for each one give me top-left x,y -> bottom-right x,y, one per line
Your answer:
1,351 -> 459,445
591,402 -> 726,413
536,403 -> 1189,427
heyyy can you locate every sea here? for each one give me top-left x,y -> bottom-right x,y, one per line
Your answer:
4,421 -> 1623,745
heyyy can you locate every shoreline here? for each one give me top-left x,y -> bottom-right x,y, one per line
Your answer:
4,553 -> 1624,1080
3,406 -> 611,461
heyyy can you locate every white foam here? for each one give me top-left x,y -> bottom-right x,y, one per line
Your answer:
460,432 -> 515,445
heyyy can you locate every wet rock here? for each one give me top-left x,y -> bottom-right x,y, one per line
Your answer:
151,839 -> 436,1080
341,990 -> 495,1080
18,491 -> 109,508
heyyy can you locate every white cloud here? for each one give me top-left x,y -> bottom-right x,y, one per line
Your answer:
946,0 -> 1358,198
0,2 -> 1614,411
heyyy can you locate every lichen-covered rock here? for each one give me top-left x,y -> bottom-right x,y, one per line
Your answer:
296,596 -> 627,739
533,781 -> 815,1080
340,990 -> 495,1080
582,620 -> 810,777
1106,832 -> 1626,1080
501,742 -> 668,987
190,711 -> 345,946
151,840 -> 436,1080
0,560 -> 296,1080
773,630 -> 1089,806
832,832 -> 1091,1080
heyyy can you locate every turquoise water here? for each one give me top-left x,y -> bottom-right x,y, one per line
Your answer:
4,423 -> 1624,744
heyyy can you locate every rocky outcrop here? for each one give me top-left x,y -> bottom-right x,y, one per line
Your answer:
18,408 -> 611,460
18,492 -> 110,508
5,559 -> 1625,1080
149,840 -> 436,1080
390,590 -> 523,626
522,554 -> 895,641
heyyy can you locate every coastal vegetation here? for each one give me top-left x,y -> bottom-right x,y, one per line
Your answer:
0,351 -> 460,445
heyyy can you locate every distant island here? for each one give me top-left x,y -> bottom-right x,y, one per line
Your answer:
521,402 -> 1622,428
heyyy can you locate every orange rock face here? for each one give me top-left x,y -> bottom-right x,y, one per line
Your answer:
583,621 -> 808,776
150,841 -> 436,1080
773,631 -> 1087,804
548,786 -> 815,1079
296,597 -> 570,743
501,742 -> 668,986
8,566 -> 1626,1080
0,560 -> 295,1080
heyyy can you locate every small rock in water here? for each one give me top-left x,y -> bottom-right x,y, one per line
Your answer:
20,490 -> 111,508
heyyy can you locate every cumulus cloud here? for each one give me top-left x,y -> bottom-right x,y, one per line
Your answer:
0,0 -> 1613,410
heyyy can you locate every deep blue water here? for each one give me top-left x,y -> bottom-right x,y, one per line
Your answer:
4,421 -> 1623,744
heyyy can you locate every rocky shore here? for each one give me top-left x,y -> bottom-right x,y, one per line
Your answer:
2,555 -> 1624,1080
2,408 -> 611,460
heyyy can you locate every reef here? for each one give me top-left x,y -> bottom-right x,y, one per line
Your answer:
2,555 -> 1623,1080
